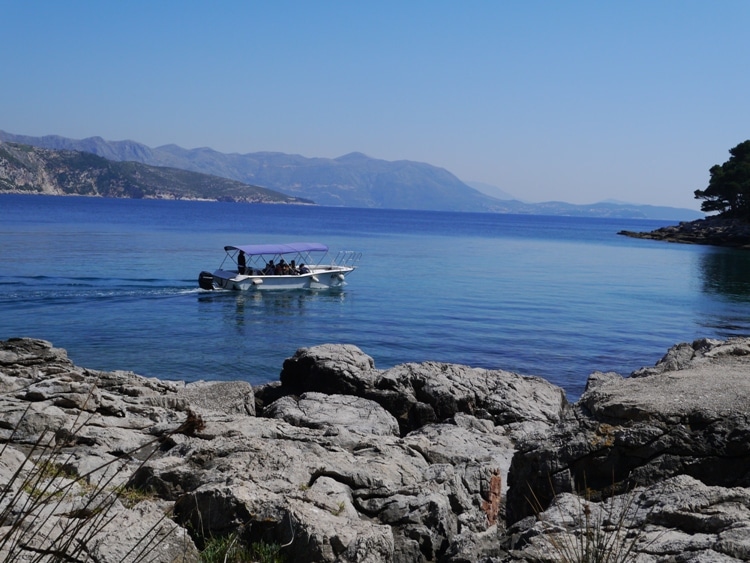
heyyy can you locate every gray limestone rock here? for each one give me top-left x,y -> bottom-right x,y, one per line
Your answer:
278,343 -> 567,438
508,475 -> 750,562
265,391 -> 399,437
506,337 -> 750,528
3,336 -> 750,562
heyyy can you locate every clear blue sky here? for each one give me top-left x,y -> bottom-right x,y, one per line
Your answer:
2,1 -> 749,210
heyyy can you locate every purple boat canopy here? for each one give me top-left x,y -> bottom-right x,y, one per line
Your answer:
224,242 -> 329,256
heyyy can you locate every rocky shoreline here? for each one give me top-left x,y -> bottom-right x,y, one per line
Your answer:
619,215 -> 750,248
2,337 -> 750,561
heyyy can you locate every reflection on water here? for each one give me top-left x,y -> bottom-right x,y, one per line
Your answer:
699,249 -> 750,301
697,248 -> 750,338
194,288 -> 352,379
198,288 -> 348,331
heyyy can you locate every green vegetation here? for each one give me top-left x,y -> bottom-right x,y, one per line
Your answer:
115,483 -> 159,508
695,140 -> 750,219
199,534 -> 285,563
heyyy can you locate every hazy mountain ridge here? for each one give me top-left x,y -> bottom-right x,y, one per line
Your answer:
465,180 -> 516,200
486,199 -> 702,220
0,142 -> 309,204
138,144 -> 503,211
0,130 -> 703,219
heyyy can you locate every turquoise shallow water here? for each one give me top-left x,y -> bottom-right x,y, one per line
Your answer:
2,194 -> 750,399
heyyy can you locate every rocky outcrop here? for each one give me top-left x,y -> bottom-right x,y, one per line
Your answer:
276,343 -> 566,437
619,216 -> 750,248
2,336 -> 750,561
0,337 -> 564,562
505,337 -> 750,561
0,338 -> 203,562
507,474 -> 750,562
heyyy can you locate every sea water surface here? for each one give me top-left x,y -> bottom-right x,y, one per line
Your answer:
3,194 -> 750,400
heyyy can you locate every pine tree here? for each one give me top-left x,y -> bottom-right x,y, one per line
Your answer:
695,140 -> 750,219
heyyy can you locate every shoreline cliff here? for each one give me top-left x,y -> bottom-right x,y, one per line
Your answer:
2,337 -> 750,562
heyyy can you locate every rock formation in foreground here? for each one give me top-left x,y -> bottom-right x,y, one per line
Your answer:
1,337 -> 750,562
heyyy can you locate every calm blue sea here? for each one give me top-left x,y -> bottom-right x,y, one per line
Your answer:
2,194 -> 750,400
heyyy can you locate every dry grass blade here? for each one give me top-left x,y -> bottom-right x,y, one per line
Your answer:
527,475 -> 659,563
0,378 -> 200,562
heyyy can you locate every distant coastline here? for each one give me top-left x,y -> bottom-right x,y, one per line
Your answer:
1,131 -> 703,220
0,190 -> 315,205
618,216 -> 750,248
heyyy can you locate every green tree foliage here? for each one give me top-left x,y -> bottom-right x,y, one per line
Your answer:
695,140 -> 750,219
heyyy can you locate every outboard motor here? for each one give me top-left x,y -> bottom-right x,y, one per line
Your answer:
198,271 -> 214,290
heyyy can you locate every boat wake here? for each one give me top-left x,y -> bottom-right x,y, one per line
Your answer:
0,275 -> 196,303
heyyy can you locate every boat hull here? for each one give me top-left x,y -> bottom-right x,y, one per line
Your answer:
206,267 -> 353,291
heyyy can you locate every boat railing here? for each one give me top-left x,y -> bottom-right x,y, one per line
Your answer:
225,248 -> 360,274
332,250 -> 361,268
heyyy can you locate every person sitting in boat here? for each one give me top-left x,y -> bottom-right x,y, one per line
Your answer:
237,251 -> 247,274
298,263 -> 310,274
263,260 -> 275,275
289,260 -> 299,274
277,259 -> 291,275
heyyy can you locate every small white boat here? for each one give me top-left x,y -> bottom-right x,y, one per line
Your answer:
198,242 -> 360,291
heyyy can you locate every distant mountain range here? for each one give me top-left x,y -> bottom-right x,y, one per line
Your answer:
0,142 -> 307,204
465,181 -> 516,200
0,130 -> 703,220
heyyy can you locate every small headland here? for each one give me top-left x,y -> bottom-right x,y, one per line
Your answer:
619,215 -> 750,248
